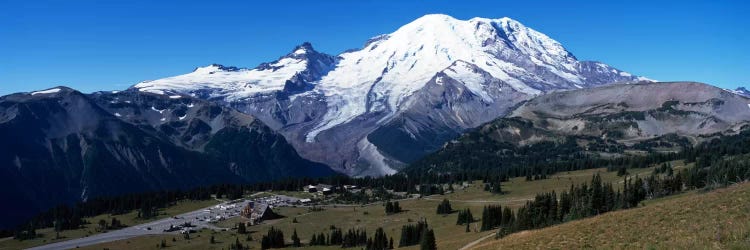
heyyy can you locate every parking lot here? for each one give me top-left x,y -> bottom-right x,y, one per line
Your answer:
29,195 -> 302,250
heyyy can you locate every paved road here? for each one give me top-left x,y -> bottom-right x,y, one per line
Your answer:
28,196 -> 288,250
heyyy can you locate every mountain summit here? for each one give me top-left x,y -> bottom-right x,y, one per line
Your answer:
132,14 -> 650,176
134,42 -> 336,100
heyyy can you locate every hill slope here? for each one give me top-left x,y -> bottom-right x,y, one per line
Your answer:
407,82 -> 750,173
473,182 -> 750,249
0,87 -> 332,228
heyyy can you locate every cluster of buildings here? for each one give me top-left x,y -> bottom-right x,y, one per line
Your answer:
304,184 -> 333,195
303,184 -> 361,195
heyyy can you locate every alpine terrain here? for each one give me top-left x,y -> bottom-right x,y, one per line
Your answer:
133,14 -> 650,176
408,81 -> 750,173
0,87 -> 333,228
731,87 -> 750,97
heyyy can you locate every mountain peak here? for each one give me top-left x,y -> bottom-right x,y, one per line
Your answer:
193,64 -> 244,73
732,86 -> 750,97
406,14 -> 522,30
287,42 -> 320,57
27,86 -> 77,96
410,13 -> 457,24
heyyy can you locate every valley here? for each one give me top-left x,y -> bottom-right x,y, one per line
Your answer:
1,162 -> 676,250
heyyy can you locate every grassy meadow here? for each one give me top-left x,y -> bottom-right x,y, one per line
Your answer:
71,163 -> 682,250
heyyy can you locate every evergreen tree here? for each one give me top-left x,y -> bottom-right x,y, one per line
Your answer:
491,182 -> 503,194
399,220 -> 429,247
291,229 -> 301,247
261,227 -> 285,249
617,166 -> 628,176
419,229 -> 437,250
456,208 -> 474,225
261,236 -> 269,249
385,201 -> 402,214
436,199 -> 452,214
480,205 -> 504,231
369,227 -> 388,250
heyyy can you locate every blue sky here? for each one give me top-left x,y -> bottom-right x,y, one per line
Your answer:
0,0 -> 747,95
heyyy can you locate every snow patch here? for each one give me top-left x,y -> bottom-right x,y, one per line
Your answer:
31,88 -> 61,95
151,106 -> 165,113
139,88 -> 164,95
133,60 -> 308,101
114,112 -> 122,117
637,76 -> 656,82
444,61 -> 494,103
169,95 -> 181,99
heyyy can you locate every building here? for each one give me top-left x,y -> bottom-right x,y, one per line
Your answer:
241,202 -> 279,225
304,185 -> 318,193
240,202 -> 254,217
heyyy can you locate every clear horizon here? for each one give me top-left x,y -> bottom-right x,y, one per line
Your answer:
1,0 -> 747,95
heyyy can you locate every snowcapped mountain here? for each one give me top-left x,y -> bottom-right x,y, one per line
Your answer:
135,42 -> 337,100
730,87 -> 750,98
131,14 -> 649,176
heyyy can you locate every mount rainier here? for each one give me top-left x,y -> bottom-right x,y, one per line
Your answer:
133,14 -> 650,176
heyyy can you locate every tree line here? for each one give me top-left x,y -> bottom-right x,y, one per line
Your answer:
11,127 -> 750,241
397,219 -> 437,250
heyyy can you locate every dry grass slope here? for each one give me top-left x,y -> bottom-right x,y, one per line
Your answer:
473,182 -> 750,250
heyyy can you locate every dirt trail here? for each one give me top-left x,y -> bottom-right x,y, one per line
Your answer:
458,232 -> 495,250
